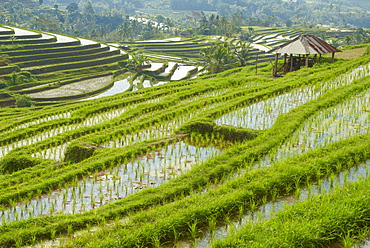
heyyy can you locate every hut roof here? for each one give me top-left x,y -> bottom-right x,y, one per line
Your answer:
269,35 -> 341,55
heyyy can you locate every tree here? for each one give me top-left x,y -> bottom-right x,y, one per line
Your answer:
66,2 -> 79,13
15,94 -> 34,107
0,54 -> 10,66
156,15 -> 165,24
200,41 -> 238,74
286,19 -> 293,27
83,2 -> 95,16
234,41 -> 252,67
127,51 -> 148,74
240,28 -> 255,42
118,20 -> 132,41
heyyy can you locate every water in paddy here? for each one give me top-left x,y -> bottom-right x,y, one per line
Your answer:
0,142 -> 221,225
158,62 -> 177,77
171,65 -> 197,80
80,77 -> 131,101
188,159 -> 370,248
175,70 -> 370,247
259,88 -> 369,167
144,62 -> 164,72
215,63 -> 370,130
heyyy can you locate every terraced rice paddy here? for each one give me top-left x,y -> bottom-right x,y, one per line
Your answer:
0,141 -> 220,225
0,24 -> 370,248
216,63 -> 370,130
186,158 -> 370,248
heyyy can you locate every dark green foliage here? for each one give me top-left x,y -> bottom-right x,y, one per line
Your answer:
4,71 -> 34,86
14,94 -> 34,107
0,152 -> 41,173
180,117 -> 215,134
180,117 -> 260,142
214,124 -> 260,142
64,143 -> 98,164
365,45 -> 370,56
0,81 -> 6,89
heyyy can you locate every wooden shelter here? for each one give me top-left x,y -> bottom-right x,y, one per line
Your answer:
269,35 -> 342,76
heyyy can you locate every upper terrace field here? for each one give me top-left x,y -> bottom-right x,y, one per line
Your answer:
0,25 -> 351,108
0,25 -> 129,107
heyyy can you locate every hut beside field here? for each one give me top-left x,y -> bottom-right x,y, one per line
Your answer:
269,35 -> 341,76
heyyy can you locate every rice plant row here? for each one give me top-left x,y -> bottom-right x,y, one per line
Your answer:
0,62 -> 369,247
211,159 -> 370,248
215,63 -> 370,129
40,133 -> 370,248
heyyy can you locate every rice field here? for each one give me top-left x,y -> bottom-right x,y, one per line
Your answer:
0,25 -> 370,248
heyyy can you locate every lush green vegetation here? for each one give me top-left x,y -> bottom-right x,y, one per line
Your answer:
0,0 -> 369,47
0,17 -> 370,248
0,25 -> 369,247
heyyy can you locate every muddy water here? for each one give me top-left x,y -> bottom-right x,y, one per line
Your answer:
0,142 -> 220,225
28,76 -> 113,99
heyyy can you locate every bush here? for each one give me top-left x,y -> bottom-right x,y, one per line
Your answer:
180,117 -> 261,142
64,143 -> 99,164
0,81 -> 6,89
364,45 -> 370,56
0,153 -> 41,173
15,94 -> 34,107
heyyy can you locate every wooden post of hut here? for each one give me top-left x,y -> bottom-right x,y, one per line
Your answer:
283,54 -> 287,74
331,52 -> 335,63
289,54 -> 294,72
273,53 -> 279,76
305,54 -> 309,67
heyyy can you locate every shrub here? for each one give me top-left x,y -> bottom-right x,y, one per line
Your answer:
180,117 -> 261,142
64,143 -> 99,164
15,94 -> 34,107
0,153 -> 41,173
364,45 -> 370,56
0,80 -> 7,89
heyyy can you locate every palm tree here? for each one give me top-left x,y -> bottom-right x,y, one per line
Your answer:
127,51 -> 148,74
234,40 -> 252,67
200,41 -> 238,74
0,54 -> 10,66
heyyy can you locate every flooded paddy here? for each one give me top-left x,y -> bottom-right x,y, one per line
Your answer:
80,77 -> 131,101
28,76 -> 113,99
183,159 -> 370,248
171,65 -> 197,81
0,142 -> 221,225
175,83 -> 370,247
2,112 -> 72,134
215,63 -> 370,129
0,97 -> 165,159
263,88 -> 370,166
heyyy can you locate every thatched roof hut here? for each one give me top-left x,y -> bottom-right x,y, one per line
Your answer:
269,35 -> 342,76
